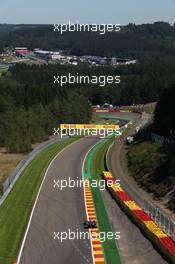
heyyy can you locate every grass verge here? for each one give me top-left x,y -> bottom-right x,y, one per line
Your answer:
85,137 -> 122,264
0,137 -> 78,264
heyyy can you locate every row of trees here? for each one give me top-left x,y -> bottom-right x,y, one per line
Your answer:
9,60 -> 175,106
0,22 -> 175,152
1,22 -> 175,60
0,82 -> 91,153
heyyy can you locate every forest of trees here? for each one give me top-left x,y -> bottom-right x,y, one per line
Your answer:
8,61 -> 175,106
127,86 -> 175,210
0,77 -> 91,152
1,22 -> 175,60
0,22 -> 175,152
154,84 -> 175,137
0,58 -> 173,154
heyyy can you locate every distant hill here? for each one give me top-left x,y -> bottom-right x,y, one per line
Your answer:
0,22 -> 175,60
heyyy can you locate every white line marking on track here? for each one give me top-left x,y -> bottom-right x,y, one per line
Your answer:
17,138 -> 82,264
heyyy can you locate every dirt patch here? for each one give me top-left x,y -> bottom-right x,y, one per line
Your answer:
0,148 -> 25,186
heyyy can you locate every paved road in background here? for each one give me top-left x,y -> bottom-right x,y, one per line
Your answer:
96,112 -> 140,122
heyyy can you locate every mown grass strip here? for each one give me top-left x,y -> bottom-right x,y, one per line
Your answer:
85,137 -> 122,264
0,137 -> 78,264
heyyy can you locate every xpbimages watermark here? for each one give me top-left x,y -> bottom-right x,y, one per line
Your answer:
53,127 -> 122,138
53,21 -> 120,35
54,229 -> 120,243
53,177 -> 120,191
53,73 -> 120,87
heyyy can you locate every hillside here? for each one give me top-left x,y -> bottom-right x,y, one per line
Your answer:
0,22 -> 175,60
126,85 -> 175,212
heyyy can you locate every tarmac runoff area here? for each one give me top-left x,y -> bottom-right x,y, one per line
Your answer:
102,190 -> 168,264
18,135 -> 168,264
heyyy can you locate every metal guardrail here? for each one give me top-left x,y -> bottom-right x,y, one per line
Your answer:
138,116 -> 175,240
0,136 -> 68,206
140,131 -> 175,151
144,201 -> 175,241
106,131 -> 175,242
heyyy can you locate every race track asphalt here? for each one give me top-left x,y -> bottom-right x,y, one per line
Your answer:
19,133 -> 168,264
19,137 -> 99,264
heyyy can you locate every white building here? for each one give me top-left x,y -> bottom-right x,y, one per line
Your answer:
51,52 -> 62,60
125,60 -> 137,65
34,50 -> 53,60
15,47 -> 28,50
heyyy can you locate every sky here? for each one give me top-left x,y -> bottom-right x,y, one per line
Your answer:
0,0 -> 175,25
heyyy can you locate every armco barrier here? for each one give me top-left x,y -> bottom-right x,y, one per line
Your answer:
105,125 -> 175,242
102,171 -> 175,264
144,201 -> 175,242
140,131 -> 175,153
0,136 -> 68,206
92,109 -> 134,113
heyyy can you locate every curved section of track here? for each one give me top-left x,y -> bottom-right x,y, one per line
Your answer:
95,112 -> 141,122
18,113 -> 168,264
19,137 -> 99,264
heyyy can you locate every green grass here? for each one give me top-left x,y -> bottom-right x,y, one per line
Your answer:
0,137 -> 78,264
0,67 -> 8,77
85,137 -> 122,264
127,140 -> 175,200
